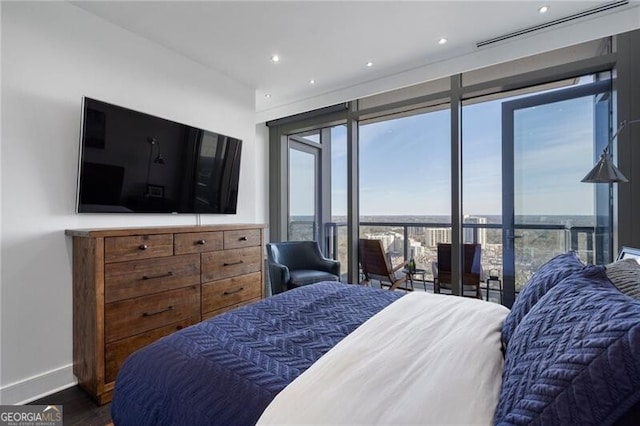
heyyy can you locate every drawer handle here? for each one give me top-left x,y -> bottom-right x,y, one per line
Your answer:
223,260 -> 244,266
197,239 -> 206,245
142,305 -> 174,317
239,236 -> 248,241
139,244 -> 148,250
142,271 -> 174,280
223,287 -> 244,296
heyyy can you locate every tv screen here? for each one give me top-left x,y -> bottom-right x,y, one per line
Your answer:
76,97 -> 242,214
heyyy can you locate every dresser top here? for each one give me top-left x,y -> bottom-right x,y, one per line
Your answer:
65,223 -> 267,238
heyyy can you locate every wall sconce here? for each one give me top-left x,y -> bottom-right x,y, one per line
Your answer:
582,119 -> 640,183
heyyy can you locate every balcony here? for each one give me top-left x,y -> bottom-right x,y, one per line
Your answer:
287,219 -> 602,305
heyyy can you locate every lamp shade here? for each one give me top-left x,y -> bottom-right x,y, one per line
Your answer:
581,153 -> 629,183
581,119 -> 640,183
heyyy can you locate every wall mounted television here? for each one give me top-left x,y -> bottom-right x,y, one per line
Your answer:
76,97 -> 242,214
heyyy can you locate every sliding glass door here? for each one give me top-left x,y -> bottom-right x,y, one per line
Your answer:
501,80 -> 611,307
287,125 -> 348,278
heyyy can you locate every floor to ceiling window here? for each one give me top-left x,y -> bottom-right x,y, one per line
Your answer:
268,35 -> 627,307
358,108 -> 450,279
461,97 -> 504,302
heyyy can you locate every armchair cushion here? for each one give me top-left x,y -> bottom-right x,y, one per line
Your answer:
289,270 -> 340,288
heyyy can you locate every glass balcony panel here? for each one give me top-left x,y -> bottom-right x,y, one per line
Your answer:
288,148 -> 316,241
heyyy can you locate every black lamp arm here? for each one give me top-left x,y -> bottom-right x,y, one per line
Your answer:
606,119 -> 640,155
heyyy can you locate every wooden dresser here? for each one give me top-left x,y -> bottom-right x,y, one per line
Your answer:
65,224 -> 266,404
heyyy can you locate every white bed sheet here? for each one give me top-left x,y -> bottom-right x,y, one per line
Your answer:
258,291 -> 509,425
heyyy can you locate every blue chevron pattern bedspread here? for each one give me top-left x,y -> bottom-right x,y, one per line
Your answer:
110,281 -> 402,426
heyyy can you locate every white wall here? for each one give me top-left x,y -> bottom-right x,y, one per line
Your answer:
0,2 -> 258,404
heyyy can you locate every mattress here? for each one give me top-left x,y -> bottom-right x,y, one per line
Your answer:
258,291 -> 509,425
110,281 -> 402,426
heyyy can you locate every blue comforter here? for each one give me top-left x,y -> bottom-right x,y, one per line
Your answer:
110,281 -> 402,426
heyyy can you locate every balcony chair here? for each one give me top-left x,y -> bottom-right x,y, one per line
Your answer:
266,241 -> 341,295
432,243 -> 483,299
358,238 -> 409,291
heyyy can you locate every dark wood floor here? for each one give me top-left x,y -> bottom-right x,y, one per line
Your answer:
30,386 -> 112,426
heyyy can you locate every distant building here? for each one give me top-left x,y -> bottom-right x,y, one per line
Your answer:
424,216 -> 487,247
364,232 -> 403,254
363,232 -> 428,259
464,215 -> 487,246
426,228 -> 451,247
409,241 -> 426,257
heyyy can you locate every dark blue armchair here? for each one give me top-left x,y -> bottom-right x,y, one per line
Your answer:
266,241 -> 341,295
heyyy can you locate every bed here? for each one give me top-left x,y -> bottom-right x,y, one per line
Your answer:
110,282 -> 403,425
111,252 -> 640,425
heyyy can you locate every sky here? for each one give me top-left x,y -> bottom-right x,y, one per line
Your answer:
290,79 -> 604,218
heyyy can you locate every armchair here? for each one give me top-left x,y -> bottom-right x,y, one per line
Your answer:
358,238 -> 409,291
266,241 -> 341,295
432,243 -> 483,299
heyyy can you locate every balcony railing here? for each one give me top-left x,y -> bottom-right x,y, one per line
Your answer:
288,219 -> 603,303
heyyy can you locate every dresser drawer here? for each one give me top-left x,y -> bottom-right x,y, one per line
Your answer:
223,229 -> 261,249
105,234 -> 173,263
174,231 -> 223,255
105,285 -> 200,343
201,246 -> 261,282
104,318 -> 196,383
201,272 -> 262,315
105,254 -> 200,303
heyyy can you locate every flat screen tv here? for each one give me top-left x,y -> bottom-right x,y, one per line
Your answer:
76,97 -> 242,214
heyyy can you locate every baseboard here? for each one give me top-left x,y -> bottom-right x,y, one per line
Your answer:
0,364 -> 76,405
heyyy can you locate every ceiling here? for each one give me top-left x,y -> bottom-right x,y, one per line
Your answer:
71,1 -> 639,122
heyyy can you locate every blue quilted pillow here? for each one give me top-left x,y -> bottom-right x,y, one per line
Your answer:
494,265 -> 640,426
501,251 -> 584,348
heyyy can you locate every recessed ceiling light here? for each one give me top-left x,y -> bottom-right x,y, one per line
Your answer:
264,93 -> 272,98
538,5 -> 549,13
270,55 -> 280,63
438,37 -> 448,45
309,79 -> 316,85
366,61 -> 373,67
